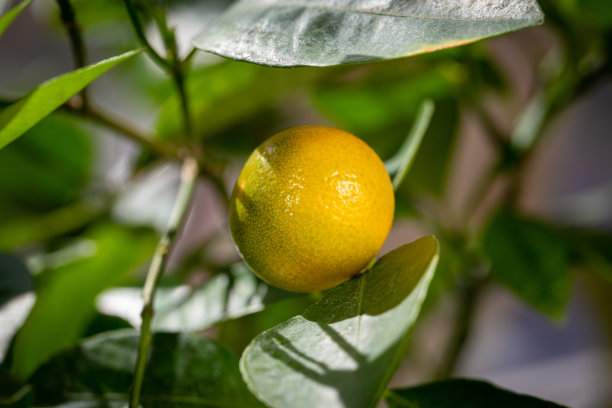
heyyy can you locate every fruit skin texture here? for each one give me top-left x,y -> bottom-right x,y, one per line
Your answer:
229,125 -> 395,293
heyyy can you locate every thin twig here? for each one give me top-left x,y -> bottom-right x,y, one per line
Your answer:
55,0 -> 89,111
129,157 -> 199,408
122,0 -> 170,71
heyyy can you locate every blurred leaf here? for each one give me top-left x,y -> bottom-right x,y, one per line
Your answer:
570,229 -> 612,282
385,100 -> 435,191
194,0 -> 543,67
0,255 -> 34,364
240,236 -> 439,408
556,0 -> 612,29
0,0 -> 31,38
0,50 -> 140,150
481,210 -> 572,319
29,330 -> 265,408
10,223 -> 157,381
0,114 -> 91,219
157,60 -> 331,143
385,378 -> 566,407
97,263 -> 298,331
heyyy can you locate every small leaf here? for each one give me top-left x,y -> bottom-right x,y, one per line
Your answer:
0,0 -> 32,38
481,210 -> 572,319
0,254 -> 35,364
97,263 -> 297,331
10,223 -> 157,381
29,330 -> 265,408
194,0 -> 544,67
0,50 -> 141,150
240,235 -> 439,408
385,378 -> 567,407
385,99 -> 435,190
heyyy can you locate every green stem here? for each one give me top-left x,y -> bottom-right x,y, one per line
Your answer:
122,0 -> 170,71
55,0 -> 89,112
129,157 -> 199,408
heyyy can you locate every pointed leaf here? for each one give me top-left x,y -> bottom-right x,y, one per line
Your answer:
481,210 -> 572,319
10,223 -> 157,381
194,0 -> 544,67
240,235 -> 439,408
0,50 -> 141,150
0,0 -> 32,38
386,379 -> 566,407
30,330 -> 265,407
97,263 -> 297,331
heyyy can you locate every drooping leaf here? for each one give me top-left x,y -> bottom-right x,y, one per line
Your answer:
97,263 -> 297,331
10,223 -> 157,381
194,0 -> 544,67
0,0 -> 32,38
29,330 -> 265,408
0,50 -> 141,150
481,210 -> 572,319
385,378 -> 566,407
240,235 -> 439,408
0,254 -> 34,364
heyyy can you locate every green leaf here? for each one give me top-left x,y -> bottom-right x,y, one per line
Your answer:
385,378 -> 567,407
0,50 -> 141,150
29,330 -> 265,408
0,254 -> 34,364
194,0 -> 544,67
240,235 -> 439,408
97,263 -> 297,331
481,210 -> 572,319
0,0 -> 32,38
10,223 -> 157,381
385,100 -> 435,191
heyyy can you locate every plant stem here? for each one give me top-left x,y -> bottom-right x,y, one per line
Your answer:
129,157 -> 199,408
122,0 -> 170,71
55,0 -> 89,112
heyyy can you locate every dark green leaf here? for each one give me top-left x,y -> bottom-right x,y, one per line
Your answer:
10,223 -> 157,381
97,263 -> 297,331
240,236 -> 439,408
0,50 -> 140,150
194,0 -> 543,67
385,378 -> 566,407
30,330 -> 265,408
0,255 -> 34,364
481,210 -> 572,319
0,0 -> 32,38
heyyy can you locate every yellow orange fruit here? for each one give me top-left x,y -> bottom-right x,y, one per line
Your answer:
229,125 -> 394,292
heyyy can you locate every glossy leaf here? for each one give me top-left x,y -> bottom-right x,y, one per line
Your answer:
0,50 -> 140,150
0,254 -> 34,364
386,378 -> 566,407
97,263 -> 297,331
0,0 -> 31,38
194,0 -> 544,67
481,210 -> 572,319
30,330 -> 265,408
240,235 -> 439,408
10,223 -> 157,381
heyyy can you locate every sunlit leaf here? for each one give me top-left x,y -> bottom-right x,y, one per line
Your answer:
0,0 -> 31,38
386,378 -> 566,407
0,254 -> 34,364
29,330 -> 265,408
10,223 -> 157,381
194,0 -> 544,67
0,50 -> 141,150
97,263 -> 297,331
481,210 -> 572,319
240,236 -> 439,408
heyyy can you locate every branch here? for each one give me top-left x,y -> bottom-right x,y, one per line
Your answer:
55,0 -> 89,111
129,157 -> 199,408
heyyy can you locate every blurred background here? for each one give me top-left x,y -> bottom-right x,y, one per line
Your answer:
1,1 -> 611,407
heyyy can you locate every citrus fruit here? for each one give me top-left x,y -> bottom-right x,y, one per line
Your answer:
229,125 -> 395,292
